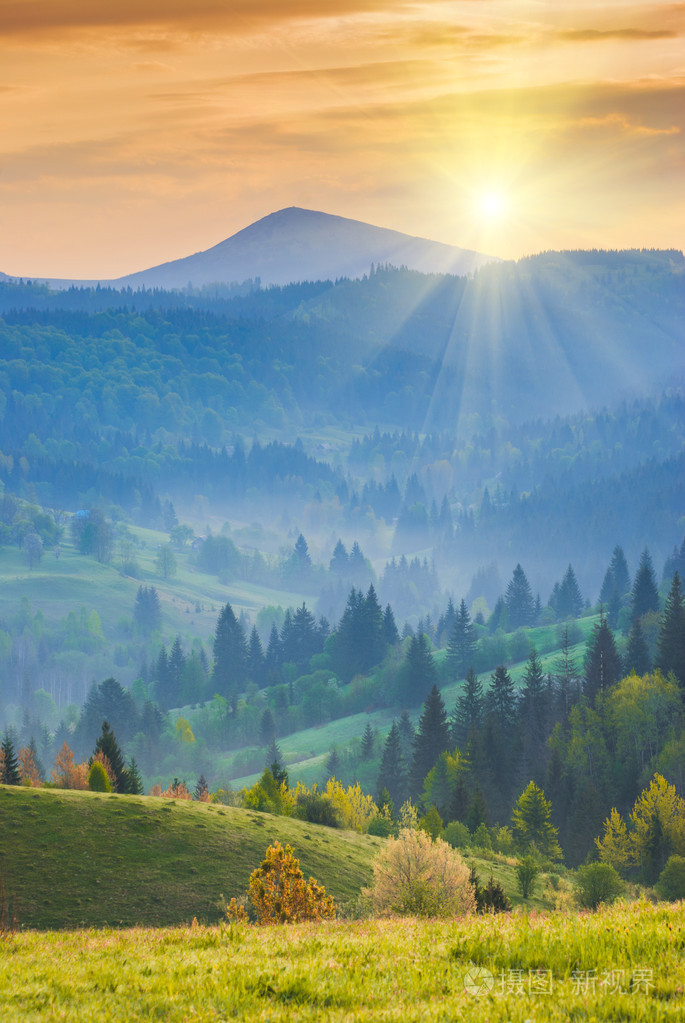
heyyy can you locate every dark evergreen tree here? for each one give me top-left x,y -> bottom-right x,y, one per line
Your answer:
631,548 -> 660,622
452,667 -> 483,747
447,599 -> 475,681
126,757 -> 144,795
212,602 -> 248,703
325,748 -> 340,777
556,564 -> 584,620
329,539 -> 349,574
505,564 -> 535,629
359,584 -> 386,669
133,585 -> 161,635
168,636 -> 186,709
265,624 -> 282,685
259,708 -> 276,745
403,632 -> 438,705
265,736 -> 288,786
466,785 -> 488,831
487,665 -> 517,733
360,721 -> 375,760
625,618 -> 651,676
599,545 -> 631,607
383,604 -> 400,646
552,624 -> 581,719
93,721 -> 129,793
487,596 -> 508,633
195,774 -> 209,800
290,602 -> 321,672
397,709 -> 415,764
154,647 -> 171,709
77,676 -> 139,748
1,731 -> 20,785
655,571 -> 685,687
409,684 -> 450,798
584,611 -> 623,701
247,626 -> 266,687
518,648 -> 549,781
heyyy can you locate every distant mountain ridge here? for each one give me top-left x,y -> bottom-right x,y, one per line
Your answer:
2,207 -> 497,290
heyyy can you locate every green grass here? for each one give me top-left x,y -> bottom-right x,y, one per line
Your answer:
2,901 -> 684,1021
0,785 -> 381,929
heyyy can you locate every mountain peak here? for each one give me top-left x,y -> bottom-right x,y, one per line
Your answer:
4,208 -> 498,291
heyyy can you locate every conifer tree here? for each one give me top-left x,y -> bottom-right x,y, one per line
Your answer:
329,539 -> 349,574
126,757 -> 144,795
557,564 -> 584,620
599,545 -> 631,607
519,648 -> 548,767
409,685 -> 450,798
248,626 -> 266,687
195,774 -> 209,801
383,604 -> 400,646
397,710 -> 415,764
93,721 -> 128,793
167,636 -> 186,709
584,611 -> 623,701
552,624 -> 581,719
505,564 -> 535,629
377,722 -> 407,808
511,781 -> 562,858
404,632 -> 438,703
1,732 -> 20,785
625,618 -> 651,676
452,667 -> 483,747
260,708 -> 276,745
360,721 -> 375,760
631,548 -> 660,622
655,571 -> 685,687
212,602 -> 248,702
265,624 -> 282,685
447,600 -> 475,681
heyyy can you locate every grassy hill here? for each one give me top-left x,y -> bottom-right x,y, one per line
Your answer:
0,785 -> 382,929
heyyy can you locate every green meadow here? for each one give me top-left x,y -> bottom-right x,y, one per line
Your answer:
2,902 -> 684,1021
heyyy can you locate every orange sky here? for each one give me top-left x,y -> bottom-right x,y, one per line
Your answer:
1,0 -> 684,278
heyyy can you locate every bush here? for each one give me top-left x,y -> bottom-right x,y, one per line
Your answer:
574,862 -> 624,910
443,821 -> 471,850
470,867 -> 511,914
294,790 -> 341,828
656,856 -> 685,901
365,828 -> 476,918
87,761 -> 111,793
247,841 -> 336,924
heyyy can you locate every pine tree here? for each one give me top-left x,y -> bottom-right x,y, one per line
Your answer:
329,539 -> 349,575
447,600 -> 475,681
552,624 -> 581,719
599,545 -> 631,606
409,685 -> 450,798
377,722 -> 407,808
631,548 -> 660,622
195,774 -> 209,801
584,611 -> 623,701
487,665 -> 517,733
452,667 -> 483,747
168,636 -> 186,709
212,602 -> 248,702
557,564 -> 584,620
260,708 -> 276,745
265,624 -> 282,685
519,649 -> 548,745
126,757 -> 144,795
505,564 -> 535,629
248,626 -> 266,687
93,721 -> 128,793
383,604 -> 400,646
1,732 -> 20,785
655,571 -> 685,687
625,618 -> 651,676
511,781 -> 562,858
360,721 -> 375,760
404,632 -> 438,703
397,710 -> 415,764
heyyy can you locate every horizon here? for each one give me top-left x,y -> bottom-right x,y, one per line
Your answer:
2,1 -> 683,279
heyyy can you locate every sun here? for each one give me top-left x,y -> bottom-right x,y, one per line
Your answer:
477,191 -> 507,220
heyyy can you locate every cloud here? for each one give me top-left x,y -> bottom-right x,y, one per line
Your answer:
560,28 -> 678,42
1,0 -> 413,38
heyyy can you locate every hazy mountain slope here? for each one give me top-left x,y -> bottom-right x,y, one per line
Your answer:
6,208 -> 496,290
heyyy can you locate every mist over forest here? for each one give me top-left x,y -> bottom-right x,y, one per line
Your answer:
1,248 -> 684,868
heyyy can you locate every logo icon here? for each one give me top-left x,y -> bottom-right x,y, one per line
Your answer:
463,966 -> 495,996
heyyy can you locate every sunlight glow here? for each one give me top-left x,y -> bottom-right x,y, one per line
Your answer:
477,191 -> 508,220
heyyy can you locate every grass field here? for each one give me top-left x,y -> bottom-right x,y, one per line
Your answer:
2,901 -> 684,1021
0,785 -> 381,929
